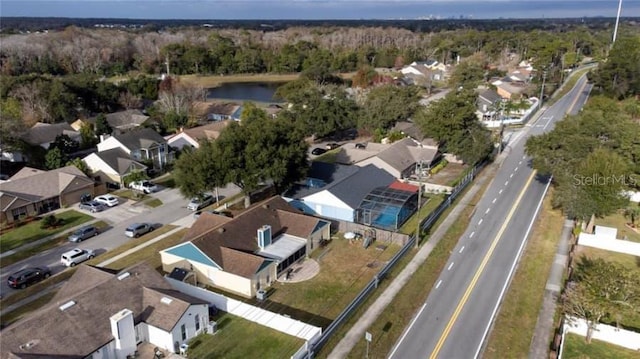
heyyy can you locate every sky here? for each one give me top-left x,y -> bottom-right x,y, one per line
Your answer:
1,0 -> 639,20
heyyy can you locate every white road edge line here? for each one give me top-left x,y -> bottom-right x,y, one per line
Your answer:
436,280 -> 443,289
448,262 -> 454,271
472,176 -> 552,359
459,246 -> 465,254
389,302 -> 428,358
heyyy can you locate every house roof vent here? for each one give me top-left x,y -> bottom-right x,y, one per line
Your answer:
117,272 -> 131,280
59,300 -> 76,311
161,297 -> 173,305
218,227 -> 225,233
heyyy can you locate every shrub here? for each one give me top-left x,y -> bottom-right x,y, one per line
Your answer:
429,160 -> 449,176
40,214 -> 61,229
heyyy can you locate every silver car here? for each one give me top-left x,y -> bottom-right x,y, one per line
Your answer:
187,194 -> 214,211
125,223 -> 154,238
68,225 -> 99,242
79,200 -> 105,213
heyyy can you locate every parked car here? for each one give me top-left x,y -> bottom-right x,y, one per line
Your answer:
79,200 -> 105,213
125,223 -> 154,238
311,148 -> 327,155
325,143 -> 340,150
187,194 -> 215,211
129,180 -> 158,194
7,267 -> 51,289
94,194 -> 119,207
61,248 -> 95,267
355,143 -> 367,149
68,225 -> 100,242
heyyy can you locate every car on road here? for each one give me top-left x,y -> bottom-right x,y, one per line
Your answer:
79,200 -> 105,213
61,248 -> 96,267
68,225 -> 100,242
311,148 -> 327,156
325,143 -> 340,150
129,180 -> 158,194
125,223 -> 154,238
7,267 -> 51,289
94,194 -> 119,207
187,194 -> 215,211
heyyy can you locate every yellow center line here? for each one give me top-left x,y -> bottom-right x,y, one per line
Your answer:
429,170 -> 537,359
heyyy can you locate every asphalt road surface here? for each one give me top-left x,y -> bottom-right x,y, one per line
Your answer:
389,75 -> 592,359
0,184 -> 241,299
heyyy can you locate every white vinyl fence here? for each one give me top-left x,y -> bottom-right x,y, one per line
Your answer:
577,234 -> 640,257
561,316 -> 640,355
165,277 -> 322,341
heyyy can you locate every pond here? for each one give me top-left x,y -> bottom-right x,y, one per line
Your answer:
207,82 -> 285,103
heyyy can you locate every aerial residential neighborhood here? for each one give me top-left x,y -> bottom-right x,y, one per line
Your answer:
0,5 -> 639,359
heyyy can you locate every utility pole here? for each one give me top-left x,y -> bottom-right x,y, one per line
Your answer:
415,161 -> 424,248
165,54 -> 171,77
613,0 -> 623,44
538,70 -> 547,111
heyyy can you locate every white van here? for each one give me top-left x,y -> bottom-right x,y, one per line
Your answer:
61,248 -> 95,267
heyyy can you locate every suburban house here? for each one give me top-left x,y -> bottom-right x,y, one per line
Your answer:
400,61 -> 448,85
0,165 -> 94,224
0,263 -> 210,358
166,120 -> 232,150
97,128 -> 170,170
354,180 -> 419,230
82,147 -> 148,188
22,122 -> 80,150
492,79 -> 527,100
101,110 -> 150,133
476,88 -> 503,121
283,163 -> 396,222
204,102 -> 241,122
355,137 -> 441,179
160,196 -> 331,298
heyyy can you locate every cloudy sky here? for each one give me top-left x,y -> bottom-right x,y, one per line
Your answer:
1,0 -> 638,19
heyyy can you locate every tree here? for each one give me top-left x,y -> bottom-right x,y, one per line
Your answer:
95,113 -> 112,135
414,89 -> 492,164
45,147 -> 67,169
358,84 -> 420,132
564,257 -> 640,343
118,91 -> 143,110
79,122 -> 97,149
49,134 -> 79,154
448,52 -> 488,89
624,205 -> 640,228
66,157 -> 90,176
589,36 -> 640,100
0,97 -> 27,150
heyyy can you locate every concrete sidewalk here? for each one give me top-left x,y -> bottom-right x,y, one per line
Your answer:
0,219 -> 101,260
328,160 -> 497,358
528,219 -> 574,359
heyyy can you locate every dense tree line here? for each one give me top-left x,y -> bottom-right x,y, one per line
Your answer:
0,24 -> 623,79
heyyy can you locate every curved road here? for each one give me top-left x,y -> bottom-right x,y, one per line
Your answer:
389,75 -> 592,359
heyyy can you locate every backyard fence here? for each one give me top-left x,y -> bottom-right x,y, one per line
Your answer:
298,160 -> 486,358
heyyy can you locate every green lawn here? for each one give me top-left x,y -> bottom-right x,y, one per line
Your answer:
112,189 -> 147,201
186,312 -> 304,359
562,333 -> 640,359
0,210 -> 93,253
399,194 -> 445,235
484,192 -> 565,358
251,236 -> 399,328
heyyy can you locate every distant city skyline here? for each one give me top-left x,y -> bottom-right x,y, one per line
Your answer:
1,0 -> 639,20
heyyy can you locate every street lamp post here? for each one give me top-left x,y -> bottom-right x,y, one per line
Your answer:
613,0 -> 623,44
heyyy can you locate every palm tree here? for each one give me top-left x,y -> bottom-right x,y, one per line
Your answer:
623,205 -> 640,227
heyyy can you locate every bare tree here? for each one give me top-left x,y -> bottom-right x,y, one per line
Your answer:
118,91 -> 143,110
156,77 -> 206,118
10,82 -> 51,124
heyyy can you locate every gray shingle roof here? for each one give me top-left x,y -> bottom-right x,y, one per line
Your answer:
478,89 -> 502,106
327,164 -> 396,208
104,110 -> 149,130
91,147 -> 147,175
282,162 -> 359,199
22,122 -> 79,146
0,166 -> 94,204
1,263 -> 207,359
112,127 -> 166,151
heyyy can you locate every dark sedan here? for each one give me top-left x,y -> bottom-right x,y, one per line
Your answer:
7,267 -> 51,289
311,148 -> 327,156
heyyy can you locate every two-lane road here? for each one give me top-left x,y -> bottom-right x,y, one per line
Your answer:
389,75 -> 592,359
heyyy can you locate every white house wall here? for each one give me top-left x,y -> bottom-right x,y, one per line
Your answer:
167,133 -> 199,150
170,304 -> 209,351
147,324 -> 174,352
303,191 -> 355,222
87,341 -> 116,359
97,137 -> 130,154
